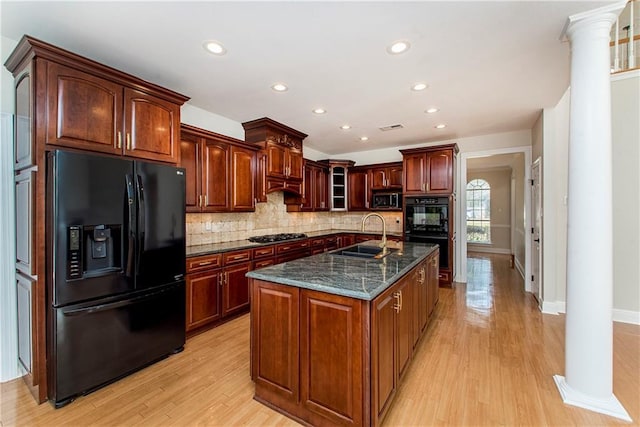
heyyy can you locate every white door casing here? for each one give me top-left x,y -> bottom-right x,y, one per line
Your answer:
531,158 -> 542,305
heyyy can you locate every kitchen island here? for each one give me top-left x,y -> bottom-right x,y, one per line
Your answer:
247,240 -> 440,427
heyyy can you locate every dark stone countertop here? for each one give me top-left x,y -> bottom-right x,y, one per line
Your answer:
186,229 -> 403,257
246,240 -> 438,301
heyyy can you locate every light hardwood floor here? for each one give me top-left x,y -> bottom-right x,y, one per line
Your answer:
1,253 -> 638,426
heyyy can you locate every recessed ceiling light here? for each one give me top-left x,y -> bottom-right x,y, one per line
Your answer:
312,108 -> 326,114
340,125 -> 351,130
203,40 -> 226,55
360,136 -> 369,141
425,107 -> 439,114
435,124 -> 447,129
412,83 -> 428,91
271,83 -> 288,92
387,40 -> 410,55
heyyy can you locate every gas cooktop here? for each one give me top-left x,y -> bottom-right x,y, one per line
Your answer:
248,233 -> 308,243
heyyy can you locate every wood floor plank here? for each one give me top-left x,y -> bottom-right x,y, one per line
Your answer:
1,253 -> 638,426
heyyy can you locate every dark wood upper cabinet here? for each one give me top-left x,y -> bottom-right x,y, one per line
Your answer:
286,159 -> 329,212
402,153 -> 425,193
202,139 -> 230,211
179,124 -> 257,213
242,118 -> 307,201
123,88 -> 180,163
44,58 -> 184,164
46,62 -> 122,155
400,144 -> 458,195
231,146 -> 256,211
348,166 -> 369,211
180,134 -> 200,212
425,149 -> 454,193
370,162 -> 403,190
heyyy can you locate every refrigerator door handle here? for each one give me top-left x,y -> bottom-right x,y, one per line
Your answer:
125,174 -> 136,277
136,175 -> 146,268
61,288 -> 166,317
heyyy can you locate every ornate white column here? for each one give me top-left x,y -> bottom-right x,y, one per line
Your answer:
554,2 -> 631,422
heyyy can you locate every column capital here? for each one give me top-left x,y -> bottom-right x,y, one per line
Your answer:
561,1 -> 626,41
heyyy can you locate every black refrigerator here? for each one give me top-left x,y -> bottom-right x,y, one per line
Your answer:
47,150 -> 186,408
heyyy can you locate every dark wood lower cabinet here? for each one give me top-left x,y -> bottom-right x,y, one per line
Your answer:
186,270 -> 221,331
300,290 -> 365,426
250,249 -> 439,427
222,262 -> 251,316
251,282 -> 300,407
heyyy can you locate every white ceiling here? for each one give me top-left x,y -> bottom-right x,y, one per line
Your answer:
1,1 -> 615,155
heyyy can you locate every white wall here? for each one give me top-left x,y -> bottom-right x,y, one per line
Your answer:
540,88 -> 570,314
180,104 -> 245,141
611,71 -> 640,323
1,35 -> 19,381
541,74 -> 640,324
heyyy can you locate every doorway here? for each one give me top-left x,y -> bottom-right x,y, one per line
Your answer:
456,146 -> 532,290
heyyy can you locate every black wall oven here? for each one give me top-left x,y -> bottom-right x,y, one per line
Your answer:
405,196 -> 450,269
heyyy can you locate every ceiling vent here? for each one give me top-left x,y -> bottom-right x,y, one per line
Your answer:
379,124 -> 404,131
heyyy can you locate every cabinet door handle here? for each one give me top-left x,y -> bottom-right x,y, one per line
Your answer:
126,133 -> 131,150
204,195 -> 208,206
219,273 -> 223,285
198,261 -> 212,266
400,290 -> 403,311
117,132 -> 122,149
394,291 -> 401,313
199,195 -> 203,208
421,182 -> 426,191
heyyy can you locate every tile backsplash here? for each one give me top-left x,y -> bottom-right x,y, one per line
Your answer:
186,192 -> 403,246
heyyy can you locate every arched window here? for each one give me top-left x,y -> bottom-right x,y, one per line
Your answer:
466,179 -> 491,243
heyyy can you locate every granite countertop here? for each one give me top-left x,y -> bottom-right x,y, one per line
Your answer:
246,240 -> 438,301
186,229 -> 403,257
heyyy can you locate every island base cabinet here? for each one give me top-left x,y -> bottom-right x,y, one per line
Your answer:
251,279 -> 369,427
251,280 -> 300,411
300,290 -> 368,427
249,249 -> 438,427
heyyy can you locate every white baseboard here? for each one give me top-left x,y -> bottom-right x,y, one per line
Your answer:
541,301 -> 566,315
613,309 -> 640,325
540,302 -> 639,325
514,257 -> 525,280
467,246 -> 511,255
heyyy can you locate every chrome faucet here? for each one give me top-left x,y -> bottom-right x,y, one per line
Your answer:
361,212 -> 387,253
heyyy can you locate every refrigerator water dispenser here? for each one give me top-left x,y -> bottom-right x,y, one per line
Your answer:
78,224 -> 122,277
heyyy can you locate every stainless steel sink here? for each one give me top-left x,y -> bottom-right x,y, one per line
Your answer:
331,245 -> 397,259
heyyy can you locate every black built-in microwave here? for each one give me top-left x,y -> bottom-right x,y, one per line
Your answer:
372,192 -> 402,209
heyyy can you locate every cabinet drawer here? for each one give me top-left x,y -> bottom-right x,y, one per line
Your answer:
223,250 -> 252,265
324,236 -> 338,245
253,246 -> 275,259
277,240 -> 309,254
187,254 -> 222,273
310,238 -> 325,247
253,259 -> 275,269
438,270 -> 451,284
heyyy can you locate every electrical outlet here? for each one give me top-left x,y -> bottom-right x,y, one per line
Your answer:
205,221 -> 212,231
